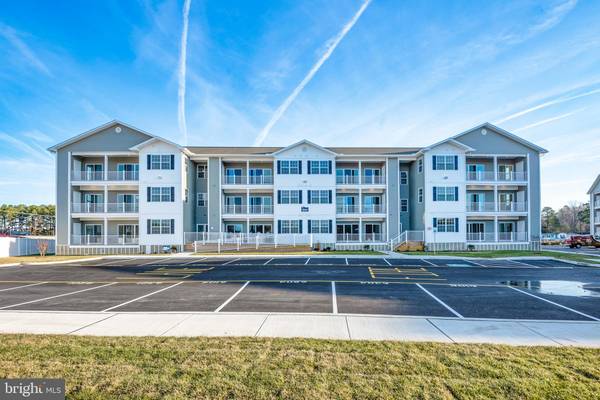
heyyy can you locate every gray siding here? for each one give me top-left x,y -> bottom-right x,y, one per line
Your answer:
207,157 -> 221,233
409,158 -> 425,231
399,163 -> 410,231
387,157 -> 400,238
183,157 -> 196,233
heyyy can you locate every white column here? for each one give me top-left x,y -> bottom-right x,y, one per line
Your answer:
359,217 -> 363,242
103,217 -> 108,245
494,216 -> 498,242
67,152 -> 72,245
246,188 -> 250,235
493,156 -> 497,181
246,160 -> 250,185
104,185 -> 108,213
104,155 -> 108,180
494,185 -> 498,212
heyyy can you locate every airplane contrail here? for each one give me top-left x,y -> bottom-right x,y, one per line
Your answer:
178,0 -> 192,145
253,0 -> 372,146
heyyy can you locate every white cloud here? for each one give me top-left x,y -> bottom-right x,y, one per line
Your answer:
0,22 -> 52,77
512,108 -> 585,132
178,0 -> 192,145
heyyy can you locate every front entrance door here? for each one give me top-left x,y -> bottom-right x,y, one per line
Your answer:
364,223 -> 381,241
498,222 -> 514,241
467,222 -> 485,241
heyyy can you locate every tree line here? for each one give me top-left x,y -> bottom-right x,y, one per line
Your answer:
542,202 -> 589,234
0,204 -> 56,236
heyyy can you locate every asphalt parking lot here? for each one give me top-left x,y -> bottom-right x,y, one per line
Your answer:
0,256 -> 599,321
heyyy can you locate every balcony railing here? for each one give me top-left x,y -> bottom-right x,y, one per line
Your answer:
336,204 -> 359,214
336,233 -> 360,242
364,233 -> 386,242
466,202 -> 495,212
498,232 -> 528,242
222,175 -> 273,185
498,202 -> 527,212
362,204 -> 385,214
223,205 -> 246,214
107,202 -> 139,213
336,233 -> 385,242
466,171 -> 528,182
467,232 -> 528,242
466,233 -> 496,242
466,171 -> 496,181
72,203 -> 138,213
466,202 -> 527,212
497,171 -> 527,182
336,176 -> 360,185
248,205 -> 273,215
223,204 -> 273,215
71,235 -> 139,246
361,175 -> 386,185
71,171 -> 139,181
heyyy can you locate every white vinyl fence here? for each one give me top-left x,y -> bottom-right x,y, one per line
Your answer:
0,236 -> 56,257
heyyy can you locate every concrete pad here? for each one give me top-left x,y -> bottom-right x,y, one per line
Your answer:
163,313 -> 267,337
257,314 -> 349,339
429,319 -> 558,346
521,321 -> 600,347
0,312 -> 111,334
73,313 -> 190,336
347,316 -> 452,342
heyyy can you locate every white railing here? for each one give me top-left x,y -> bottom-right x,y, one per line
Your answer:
223,175 -> 245,185
106,171 -> 139,181
466,232 -> 496,242
222,175 -> 274,185
71,171 -> 139,181
222,205 -> 247,214
466,202 -> 495,212
336,204 -> 359,214
72,171 -> 104,181
390,230 -> 425,250
72,203 -> 104,213
498,202 -> 527,212
106,235 -> 139,245
248,205 -> 273,215
248,175 -> 273,185
364,233 -> 386,242
466,171 -> 496,181
498,232 -> 528,242
336,175 -> 359,185
71,235 -> 104,245
189,232 -> 315,252
107,203 -> 139,213
336,233 -> 360,242
361,175 -> 386,185
497,171 -> 527,182
71,235 -> 139,245
362,204 -> 385,214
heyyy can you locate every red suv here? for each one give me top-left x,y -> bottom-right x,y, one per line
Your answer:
565,235 -> 600,248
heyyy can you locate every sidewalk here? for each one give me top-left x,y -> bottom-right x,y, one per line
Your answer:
0,311 -> 598,347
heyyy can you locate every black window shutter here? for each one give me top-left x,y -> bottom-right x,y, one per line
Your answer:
299,190 -> 302,204
328,160 -> 332,174
147,187 -> 151,202
170,219 -> 175,234
432,155 -> 437,170
298,160 -> 302,174
307,161 -> 311,174
277,220 -> 281,234
298,220 -> 302,234
147,219 -> 151,234
328,190 -> 332,204
170,187 -> 175,202
147,154 -> 151,170
433,218 -> 437,228
454,187 -> 459,201
277,190 -> 281,204
307,191 -> 311,204
170,155 -> 175,170
328,220 -> 332,234
455,218 -> 459,232
454,156 -> 458,170
308,220 -> 312,233
277,161 -> 281,174
433,187 -> 437,201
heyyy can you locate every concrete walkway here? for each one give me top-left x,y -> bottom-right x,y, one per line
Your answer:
0,311 -> 598,347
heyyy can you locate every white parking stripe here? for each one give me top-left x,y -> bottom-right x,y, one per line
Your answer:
0,282 -> 47,292
509,259 -> 539,268
416,283 -> 463,318
506,285 -> 599,321
345,258 -> 349,265
94,258 -> 131,266
0,283 -> 117,310
214,281 -> 250,312
466,259 -> 487,268
421,259 -> 436,267
138,258 -> 170,266
263,258 -> 273,265
181,258 -> 206,265
331,281 -> 338,314
222,258 -> 240,265
304,257 -> 310,265
383,258 -> 392,266
102,282 -> 184,312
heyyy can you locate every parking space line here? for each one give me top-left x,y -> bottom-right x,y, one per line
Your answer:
383,258 -> 392,266
0,282 -> 117,310
214,281 -> 250,312
264,258 -> 273,265
93,258 -> 131,266
509,259 -> 540,268
222,258 -> 240,265
345,258 -> 349,265
305,258 -> 310,265
181,258 -> 207,265
416,283 -> 463,318
506,286 -> 599,321
102,282 -> 184,312
138,258 -> 170,266
465,259 -> 488,268
331,281 -> 338,314
0,282 -> 47,292
420,259 -> 436,267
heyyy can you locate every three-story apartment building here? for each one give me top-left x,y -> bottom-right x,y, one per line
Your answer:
49,121 -> 547,254
588,174 -> 600,237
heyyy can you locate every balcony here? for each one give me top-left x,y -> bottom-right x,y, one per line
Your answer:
498,202 -> 527,212
72,203 -> 139,214
222,205 -> 273,215
71,171 -> 139,182
466,202 -> 495,212
362,204 -> 386,214
335,175 -> 386,185
336,176 -> 359,185
466,171 -> 496,182
336,233 -> 360,242
222,175 -> 273,185
466,171 -> 527,182
336,205 -> 359,214
466,202 -> 527,213
336,233 -> 386,242
467,232 -> 528,242
497,171 -> 527,182
71,235 -> 139,246
361,175 -> 386,185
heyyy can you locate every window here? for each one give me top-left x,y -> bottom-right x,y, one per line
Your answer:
308,190 -> 332,204
148,219 -> 174,235
401,199 -> 408,212
184,188 -> 188,203
148,154 -> 174,170
250,224 -> 272,234
418,187 -> 423,203
278,220 -> 302,234
278,190 -> 302,204
197,164 -> 207,179
225,224 -> 244,233
400,171 -> 408,185
278,160 -> 301,174
418,158 -> 423,173
309,220 -> 331,234
433,186 -> 458,202
308,160 -> 331,174
197,193 -> 207,207
148,187 -> 175,202
433,217 -> 458,233
196,224 -> 208,232
433,155 -> 458,171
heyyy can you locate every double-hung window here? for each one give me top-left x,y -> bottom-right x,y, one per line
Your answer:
433,217 -> 458,233
308,220 -> 332,234
148,219 -> 174,234
278,219 -> 302,234
432,155 -> 458,170
197,193 -> 207,207
197,164 -> 207,178
148,187 -> 175,202
418,188 -> 423,203
308,160 -> 331,174
400,171 -> 408,185
400,199 -> 408,212
148,154 -> 175,170
308,190 -> 332,204
418,158 -> 423,173
278,160 -> 301,174
433,186 -> 458,202
278,190 -> 302,204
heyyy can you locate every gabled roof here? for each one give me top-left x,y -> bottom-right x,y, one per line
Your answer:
129,137 -> 193,156
184,146 -> 422,156
417,138 -> 475,155
451,122 -> 549,154
588,174 -> 600,194
270,139 -> 338,156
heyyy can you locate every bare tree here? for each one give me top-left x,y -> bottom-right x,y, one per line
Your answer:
37,240 -> 49,257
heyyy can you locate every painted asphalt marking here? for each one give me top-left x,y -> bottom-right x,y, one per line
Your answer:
214,281 -> 250,312
136,267 -> 212,278
420,259 -> 436,267
368,267 -> 443,281
0,282 -> 47,292
181,258 -> 207,265
94,258 -> 131,266
0,282 -> 117,310
222,258 -> 240,265
331,281 -> 338,314
416,283 -> 463,318
102,282 -> 184,312
506,285 -> 599,321
138,258 -> 171,266
264,258 -> 274,265
383,258 -> 392,266
304,258 -> 310,265
509,259 -> 540,268
465,259 -> 487,268
345,258 -> 349,265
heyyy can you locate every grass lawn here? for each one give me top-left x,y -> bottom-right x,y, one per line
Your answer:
194,250 -> 385,256
0,255 -> 98,265
402,250 -> 600,265
1,335 -> 599,399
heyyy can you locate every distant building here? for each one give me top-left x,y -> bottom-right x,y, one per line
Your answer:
588,174 -> 600,236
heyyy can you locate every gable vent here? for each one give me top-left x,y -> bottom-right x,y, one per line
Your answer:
115,126 -> 122,133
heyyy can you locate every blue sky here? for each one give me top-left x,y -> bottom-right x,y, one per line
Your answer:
0,0 -> 599,208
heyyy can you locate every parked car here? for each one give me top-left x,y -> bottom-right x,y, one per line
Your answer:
565,235 -> 600,248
